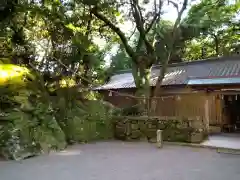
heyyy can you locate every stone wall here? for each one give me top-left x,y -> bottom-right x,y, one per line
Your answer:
113,116 -> 207,143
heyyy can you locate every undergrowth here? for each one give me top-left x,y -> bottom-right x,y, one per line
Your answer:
0,67 -> 114,160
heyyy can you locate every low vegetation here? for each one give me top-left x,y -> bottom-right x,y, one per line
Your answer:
0,65 -> 114,160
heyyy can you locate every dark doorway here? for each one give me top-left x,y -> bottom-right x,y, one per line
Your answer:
223,95 -> 240,132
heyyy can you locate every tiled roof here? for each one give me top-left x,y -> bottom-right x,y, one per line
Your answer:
96,55 -> 240,90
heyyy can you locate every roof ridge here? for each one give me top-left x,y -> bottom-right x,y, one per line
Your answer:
113,55 -> 240,75
153,54 -> 240,69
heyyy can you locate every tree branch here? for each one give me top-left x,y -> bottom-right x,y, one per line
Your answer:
168,0 -> 179,13
152,0 -> 189,102
172,0 -> 188,39
91,7 -> 135,59
145,0 -> 163,34
128,26 -> 137,40
166,0 -> 188,64
136,36 -> 144,51
133,0 -> 144,24
130,0 -> 154,55
130,0 -> 144,33
85,10 -> 92,37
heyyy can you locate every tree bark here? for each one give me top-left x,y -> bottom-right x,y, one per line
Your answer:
212,34 -> 219,56
132,63 -> 151,114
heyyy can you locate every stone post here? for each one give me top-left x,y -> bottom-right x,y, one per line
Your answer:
156,129 -> 163,148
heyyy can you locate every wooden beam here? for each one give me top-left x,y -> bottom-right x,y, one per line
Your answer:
204,96 -> 210,132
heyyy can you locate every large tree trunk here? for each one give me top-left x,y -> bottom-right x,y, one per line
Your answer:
150,61 -> 167,114
132,60 -> 151,114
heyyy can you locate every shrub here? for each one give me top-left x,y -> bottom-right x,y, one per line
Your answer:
0,65 -> 115,160
57,100 -> 114,144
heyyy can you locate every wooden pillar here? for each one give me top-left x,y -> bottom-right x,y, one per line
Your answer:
205,95 -> 210,132
215,94 -> 222,125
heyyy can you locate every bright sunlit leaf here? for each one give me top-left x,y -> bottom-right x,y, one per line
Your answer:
0,64 -> 30,85
65,23 -> 82,32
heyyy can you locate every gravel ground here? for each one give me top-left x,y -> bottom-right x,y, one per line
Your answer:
0,141 -> 240,180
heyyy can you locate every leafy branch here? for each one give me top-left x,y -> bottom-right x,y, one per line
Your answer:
91,6 -> 135,59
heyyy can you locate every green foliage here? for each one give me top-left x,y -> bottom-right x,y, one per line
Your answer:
0,105 -> 67,160
182,0 -> 240,60
55,99 -> 113,144
0,0 -> 113,161
0,85 -> 114,160
108,44 -> 132,73
0,82 -> 67,160
0,64 -> 115,160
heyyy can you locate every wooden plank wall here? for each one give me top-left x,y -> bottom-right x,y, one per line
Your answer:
208,94 -> 222,126
155,93 -> 221,126
155,96 -> 176,116
100,88 -> 223,126
155,93 -> 206,118
176,93 -> 205,118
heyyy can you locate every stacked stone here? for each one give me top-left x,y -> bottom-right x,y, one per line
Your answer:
114,116 -> 206,143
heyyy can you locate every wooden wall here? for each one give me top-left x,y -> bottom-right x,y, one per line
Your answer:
155,93 -> 205,118
208,94 -> 222,125
99,89 -> 137,108
99,87 -> 223,126
155,92 -> 222,126
99,86 -> 192,109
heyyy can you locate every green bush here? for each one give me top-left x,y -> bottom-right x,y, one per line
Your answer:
57,100 -> 113,144
0,65 -> 115,160
0,91 -> 115,160
0,102 -> 67,160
